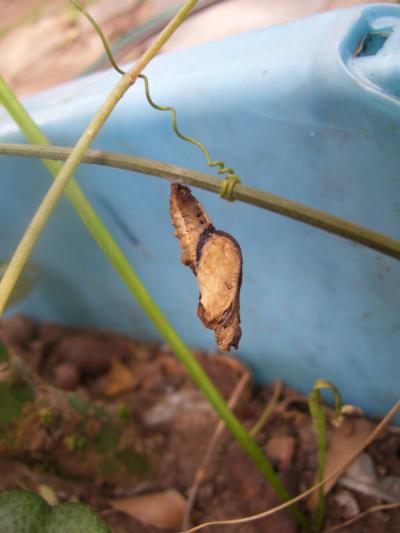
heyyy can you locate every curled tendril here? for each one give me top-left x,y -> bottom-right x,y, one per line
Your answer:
71,0 -> 241,200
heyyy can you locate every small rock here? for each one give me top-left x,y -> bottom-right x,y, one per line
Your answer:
56,334 -> 114,375
144,389 -> 212,427
334,489 -> 360,518
1,315 -> 38,348
53,362 -> 80,390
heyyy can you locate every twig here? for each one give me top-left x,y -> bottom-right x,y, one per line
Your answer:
323,502 -> 400,532
250,379 -> 282,438
179,400 -> 400,532
1,142 -> 399,261
182,371 -> 251,529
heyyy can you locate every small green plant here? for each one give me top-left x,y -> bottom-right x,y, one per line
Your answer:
308,379 -> 343,532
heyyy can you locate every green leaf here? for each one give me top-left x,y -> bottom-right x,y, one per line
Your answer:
0,490 -> 50,533
0,490 -> 110,533
44,502 -> 110,533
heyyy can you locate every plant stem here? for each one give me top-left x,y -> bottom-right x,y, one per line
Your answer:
308,389 -> 327,532
250,380 -> 283,438
1,142 -> 399,261
308,379 -> 343,532
0,0 -> 197,315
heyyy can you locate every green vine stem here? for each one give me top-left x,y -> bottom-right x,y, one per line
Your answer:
308,379 -> 343,532
72,0 -> 241,198
0,17 -> 306,533
1,142 -> 399,261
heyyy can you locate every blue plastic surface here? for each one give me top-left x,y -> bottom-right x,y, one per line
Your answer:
1,4 -> 399,419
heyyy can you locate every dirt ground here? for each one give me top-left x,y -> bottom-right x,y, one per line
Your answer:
0,315 -> 399,532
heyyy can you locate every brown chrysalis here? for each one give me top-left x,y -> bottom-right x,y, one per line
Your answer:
170,184 -> 242,352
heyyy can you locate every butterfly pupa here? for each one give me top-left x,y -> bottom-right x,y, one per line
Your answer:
170,184 -> 242,352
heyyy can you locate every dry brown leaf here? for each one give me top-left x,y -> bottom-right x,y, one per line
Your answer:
102,358 -> 136,397
111,489 -> 187,529
265,435 -> 296,469
308,417 -> 373,510
170,184 -> 242,352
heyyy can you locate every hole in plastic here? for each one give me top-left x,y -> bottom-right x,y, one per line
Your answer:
355,30 -> 392,57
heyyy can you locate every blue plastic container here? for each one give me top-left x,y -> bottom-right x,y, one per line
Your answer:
0,3 -> 399,419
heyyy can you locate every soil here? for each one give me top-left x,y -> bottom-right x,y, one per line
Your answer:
0,315 -> 399,532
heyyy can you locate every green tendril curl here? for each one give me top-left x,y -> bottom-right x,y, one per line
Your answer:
71,0 -> 241,201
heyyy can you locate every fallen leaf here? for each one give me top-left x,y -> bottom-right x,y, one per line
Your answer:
102,358 -> 136,397
111,489 -> 186,529
308,417 -> 373,510
37,484 -> 59,506
265,435 -> 296,469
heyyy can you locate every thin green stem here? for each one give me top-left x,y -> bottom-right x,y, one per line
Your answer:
1,142 -> 399,261
0,0 -> 197,315
71,0 -> 125,75
73,0 -> 240,191
250,380 -> 283,438
308,380 -> 343,532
